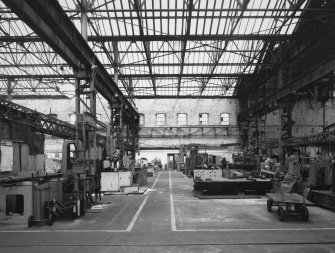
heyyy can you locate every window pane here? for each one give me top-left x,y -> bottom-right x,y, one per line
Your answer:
220,113 -> 230,125
199,113 -> 208,125
139,114 -> 145,126
69,113 -> 76,124
156,113 -> 166,126
177,113 -> 187,126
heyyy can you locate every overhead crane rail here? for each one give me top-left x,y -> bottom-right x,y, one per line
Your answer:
0,97 -> 76,139
259,130 -> 335,149
1,0 -> 138,119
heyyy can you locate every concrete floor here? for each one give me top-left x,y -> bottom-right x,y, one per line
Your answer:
1,171 -> 335,253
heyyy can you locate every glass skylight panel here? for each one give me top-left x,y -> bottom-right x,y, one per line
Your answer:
0,0 -> 309,98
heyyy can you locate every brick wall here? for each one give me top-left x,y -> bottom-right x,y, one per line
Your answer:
134,98 -> 239,127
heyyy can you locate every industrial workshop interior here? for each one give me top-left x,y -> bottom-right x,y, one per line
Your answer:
1,0 -> 335,252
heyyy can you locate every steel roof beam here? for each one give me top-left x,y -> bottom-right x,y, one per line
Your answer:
0,97 -> 76,139
120,62 -> 274,67
0,34 -> 296,43
0,75 -> 74,79
1,0 -> 137,118
238,58 -> 335,119
61,8 -> 329,13
200,0 -> 250,95
0,95 -> 69,99
130,95 -> 237,99
178,0 -> 193,97
0,62 -> 274,67
0,73 -> 250,79
132,0 -> 156,96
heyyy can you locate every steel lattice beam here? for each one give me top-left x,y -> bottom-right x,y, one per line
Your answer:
260,130 -> 335,148
0,34 -> 296,43
200,0 -> 250,95
178,0 -> 193,96
1,0 -> 138,119
239,58 -> 335,120
0,73 -> 251,79
284,131 -> 335,147
129,95 -> 237,99
139,126 -> 239,138
132,0 -> 156,95
0,98 -> 76,139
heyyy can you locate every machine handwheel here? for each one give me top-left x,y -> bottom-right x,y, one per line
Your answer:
278,206 -> 286,222
295,204 -> 303,212
27,215 -> 34,228
267,199 -> 273,212
302,207 -> 309,222
47,214 -> 54,226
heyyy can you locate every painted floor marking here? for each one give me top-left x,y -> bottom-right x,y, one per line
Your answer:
176,227 -> 335,232
0,229 -> 128,233
151,172 -> 161,189
170,194 -> 176,231
2,172 -> 335,234
0,173 -> 163,234
125,172 -> 162,231
1,227 -> 335,233
169,170 -> 177,231
167,171 -> 335,233
126,195 -> 149,232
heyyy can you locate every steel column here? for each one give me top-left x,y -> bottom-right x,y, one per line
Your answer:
7,78 -> 12,101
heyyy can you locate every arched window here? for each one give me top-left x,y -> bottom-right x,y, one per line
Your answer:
177,113 -> 187,126
69,113 -> 76,124
139,113 -> 145,126
199,113 -> 208,125
220,113 -> 230,125
156,113 -> 166,126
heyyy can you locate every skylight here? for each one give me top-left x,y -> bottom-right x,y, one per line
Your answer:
0,0 -> 308,98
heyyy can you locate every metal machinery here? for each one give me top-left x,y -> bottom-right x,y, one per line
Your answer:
266,157 -> 312,222
188,145 -> 272,194
61,139 -> 93,217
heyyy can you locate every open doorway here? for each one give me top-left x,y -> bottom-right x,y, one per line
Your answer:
167,154 -> 175,170
6,194 -> 24,216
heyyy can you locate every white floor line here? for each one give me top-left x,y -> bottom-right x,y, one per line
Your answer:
151,172 -> 161,189
169,170 -> 172,190
169,170 -> 177,231
170,194 -> 176,231
125,171 -> 161,231
176,227 -> 335,232
0,229 -> 127,233
126,195 -> 149,232
0,172 -> 162,234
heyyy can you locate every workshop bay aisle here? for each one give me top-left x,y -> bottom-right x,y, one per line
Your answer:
1,170 -> 335,253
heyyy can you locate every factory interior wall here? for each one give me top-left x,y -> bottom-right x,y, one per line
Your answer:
139,136 -> 238,148
135,99 -> 240,154
12,98 -> 242,160
134,98 -> 240,127
14,98 -> 111,123
137,148 -> 238,167
0,119 -> 45,177
13,98 -> 240,127
263,97 -> 335,139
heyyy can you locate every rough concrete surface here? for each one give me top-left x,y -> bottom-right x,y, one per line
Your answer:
1,171 -> 335,253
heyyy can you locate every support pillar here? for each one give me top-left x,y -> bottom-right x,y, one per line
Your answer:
113,42 -> 119,84
81,0 -> 88,41
7,78 -> 12,101
278,107 -> 284,164
75,78 -> 81,149
278,105 -> 294,163
332,165 -> 335,194
119,103 -> 124,167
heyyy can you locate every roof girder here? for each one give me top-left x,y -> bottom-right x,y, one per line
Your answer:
132,0 -> 156,95
1,0 -> 138,118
